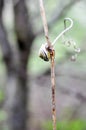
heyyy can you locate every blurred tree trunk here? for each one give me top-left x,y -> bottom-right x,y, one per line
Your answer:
0,0 -> 35,130
10,1 -> 35,130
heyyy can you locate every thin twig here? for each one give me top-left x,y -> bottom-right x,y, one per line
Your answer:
50,50 -> 56,130
39,0 -> 51,47
39,1 -> 57,130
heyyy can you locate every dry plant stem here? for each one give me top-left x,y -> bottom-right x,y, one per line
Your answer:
51,50 -> 56,130
39,0 -> 51,47
39,0 -> 56,130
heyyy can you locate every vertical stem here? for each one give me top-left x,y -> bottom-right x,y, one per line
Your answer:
39,1 -> 56,130
51,50 -> 56,130
39,0 -> 51,47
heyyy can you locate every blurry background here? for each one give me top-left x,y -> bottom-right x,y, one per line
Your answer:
0,0 -> 86,130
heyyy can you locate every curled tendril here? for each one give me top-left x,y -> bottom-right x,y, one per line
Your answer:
52,18 -> 73,46
39,17 -> 80,61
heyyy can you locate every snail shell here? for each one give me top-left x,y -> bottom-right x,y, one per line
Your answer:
38,44 -> 50,61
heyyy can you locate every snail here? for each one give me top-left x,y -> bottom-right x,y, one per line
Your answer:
38,43 -> 50,61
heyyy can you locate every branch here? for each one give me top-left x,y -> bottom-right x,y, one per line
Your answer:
39,0 -> 51,46
39,1 -> 56,130
50,50 -> 56,130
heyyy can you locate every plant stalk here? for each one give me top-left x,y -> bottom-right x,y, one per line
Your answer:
50,50 -> 56,130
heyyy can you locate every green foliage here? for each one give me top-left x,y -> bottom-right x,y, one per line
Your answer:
43,120 -> 86,130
